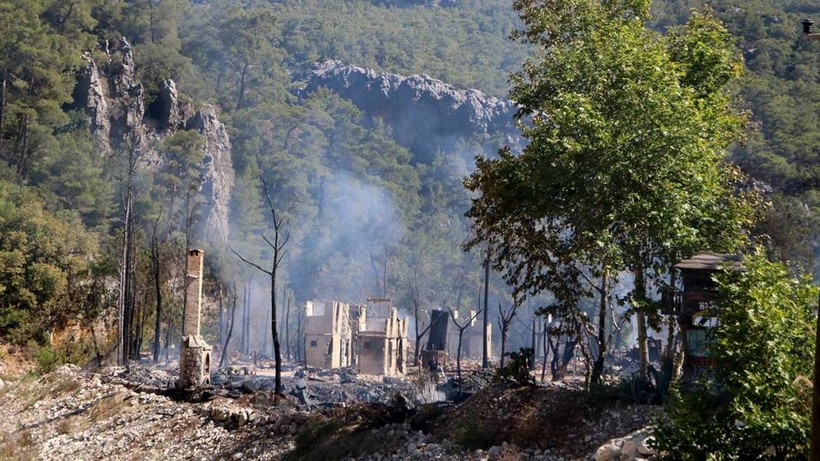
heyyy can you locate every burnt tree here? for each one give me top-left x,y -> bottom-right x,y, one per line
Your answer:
448,304 -> 482,391
219,282 -> 238,368
409,278 -> 432,366
233,178 -> 289,396
497,300 -> 519,368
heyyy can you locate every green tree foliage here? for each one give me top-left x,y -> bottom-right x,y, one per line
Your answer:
0,0 -> 813,361
654,251 -> 817,459
0,0 -> 96,179
0,180 -> 97,344
650,0 -> 819,271
465,1 -> 758,380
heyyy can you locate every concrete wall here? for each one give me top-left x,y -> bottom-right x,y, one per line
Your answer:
304,300 -> 354,369
358,334 -> 387,375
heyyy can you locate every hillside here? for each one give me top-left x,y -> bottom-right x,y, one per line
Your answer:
0,0 -> 815,418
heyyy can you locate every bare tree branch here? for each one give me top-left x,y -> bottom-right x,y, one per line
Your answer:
232,248 -> 272,276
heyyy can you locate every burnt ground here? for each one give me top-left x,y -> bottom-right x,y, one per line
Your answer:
0,362 -> 659,461
292,381 -> 658,461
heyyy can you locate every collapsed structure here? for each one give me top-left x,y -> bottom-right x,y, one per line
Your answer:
304,301 -> 361,369
420,308 -> 493,366
178,249 -> 212,389
305,298 -> 408,376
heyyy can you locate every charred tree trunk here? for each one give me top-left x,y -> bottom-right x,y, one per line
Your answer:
449,306 -> 481,394
118,151 -> 136,365
219,283 -> 237,368
497,302 -> 517,369
241,283 -> 250,354
151,217 -> 163,363
410,279 -> 431,366
233,178 -> 288,396
285,289 -> 291,360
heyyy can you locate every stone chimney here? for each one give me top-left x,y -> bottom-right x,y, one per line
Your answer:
178,249 -> 212,389
183,249 -> 204,337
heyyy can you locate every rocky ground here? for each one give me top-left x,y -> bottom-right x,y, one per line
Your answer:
0,360 -> 660,461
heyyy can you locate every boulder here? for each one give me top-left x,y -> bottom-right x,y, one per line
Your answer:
594,442 -> 622,461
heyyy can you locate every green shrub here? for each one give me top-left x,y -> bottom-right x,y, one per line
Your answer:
653,252 -> 816,459
495,348 -> 534,385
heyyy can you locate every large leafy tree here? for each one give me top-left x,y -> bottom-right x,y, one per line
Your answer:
465,0 -> 758,381
0,180 -> 97,344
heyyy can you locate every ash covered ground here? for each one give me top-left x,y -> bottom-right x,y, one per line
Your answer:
0,358 -> 659,461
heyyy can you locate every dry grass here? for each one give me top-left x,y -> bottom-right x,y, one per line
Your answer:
0,429 -> 38,461
19,375 -> 80,410
55,417 -> 77,435
88,393 -> 129,424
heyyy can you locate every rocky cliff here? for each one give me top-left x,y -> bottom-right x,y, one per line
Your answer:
302,60 -> 516,161
74,38 -> 233,242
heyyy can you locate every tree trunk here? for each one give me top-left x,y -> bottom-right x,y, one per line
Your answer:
591,269 -> 608,384
529,318 -> 537,371
482,257 -> 490,369
241,283 -> 250,354
456,329 -> 464,390
285,290 -> 291,360
15,114 -> 29,180
540,320 -> 548,383
236,62 -> 250,111
295,306 -> 304,362
270,264 -> 282,395
151,230 -> 162,363
552,337 -> 576,382
0,75 -> 6,152
634,267 -> 649,382
118,176 -> 134,365
500,326 -> 508,368
217,287 -> 223,351
219,283 -> 237,368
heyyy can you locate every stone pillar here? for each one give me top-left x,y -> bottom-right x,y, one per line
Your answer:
179,249 -> 212,389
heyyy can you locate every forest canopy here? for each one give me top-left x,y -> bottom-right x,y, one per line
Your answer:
0,0 -> 815,364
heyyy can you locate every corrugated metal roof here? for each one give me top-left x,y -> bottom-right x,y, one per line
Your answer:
674,252 -> 743,271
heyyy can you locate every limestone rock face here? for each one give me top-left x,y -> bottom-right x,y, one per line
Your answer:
76,57 -> 109,152
158,79 -> 182,129
185,106 -> 233,242
303,60 -> 515,160
74,38 -> 233,243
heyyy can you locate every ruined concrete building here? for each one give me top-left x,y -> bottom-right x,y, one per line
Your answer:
305,301 -> 364,369
358,298 -> 408,376
421,309 -> 492,364
421,309 -> 450,367
179,249 -> 212,388
304,298 -> 408,376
